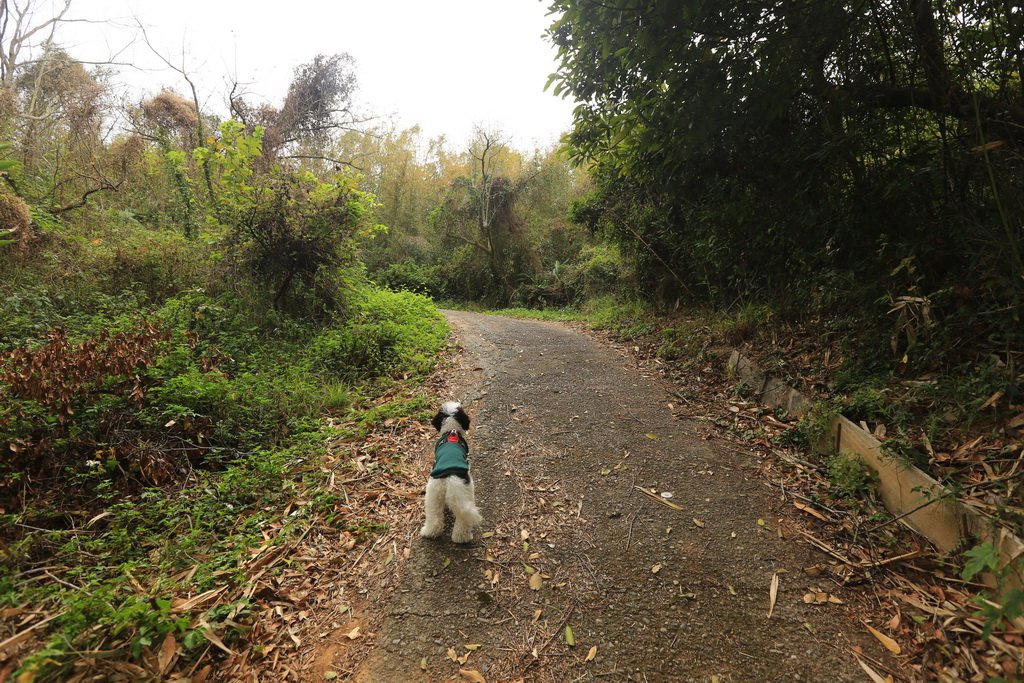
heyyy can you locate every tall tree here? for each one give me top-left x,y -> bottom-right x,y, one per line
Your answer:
548,0 -> 1024,314
231,53 -> 365,167
435,128 -> 537,302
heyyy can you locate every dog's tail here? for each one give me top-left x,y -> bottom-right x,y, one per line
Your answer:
444,477 -> 483,527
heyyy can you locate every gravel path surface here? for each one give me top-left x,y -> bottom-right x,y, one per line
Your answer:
362,311 -> 890,682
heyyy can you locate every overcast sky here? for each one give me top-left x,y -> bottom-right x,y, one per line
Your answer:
58,0 -> 577,149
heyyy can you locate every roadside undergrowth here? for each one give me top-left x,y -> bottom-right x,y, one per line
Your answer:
0,284 -> 449,681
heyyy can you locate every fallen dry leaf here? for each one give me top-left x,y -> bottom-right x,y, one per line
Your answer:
855,656 -> 890,683
692,518 -> 705,528
768,572 -> 780,618
157,633 -> 176,675
651,563 -> 662,574
801,590 -> 837,605
585,645 -> 598,662
864,622 -> 901,654
887,612 -> 901,631
199,622 -> 233,655
447,647 -> 459,663
793,500 -> 828,521
634,486 -> 685,511
532,608 -> 543,623
345,626 -> 361,640
529,572 -> 543,591
459,669 -> 486,683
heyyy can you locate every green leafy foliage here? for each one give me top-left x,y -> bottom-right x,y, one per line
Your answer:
344,125 -> 594,308
581,296 -> 653,339
961,542 -> 1024,640
827,453 -> 875,499
306,287 -> 447,381
963,543 -> 1001,583
1,278 -> 449,677
0,142 -> 23,249
374,259 -> 445,298
194,120 -> 387,316
1,101 -> 451,679
548,0 -> 1023,356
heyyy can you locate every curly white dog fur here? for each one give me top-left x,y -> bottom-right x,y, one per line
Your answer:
420,401 -> 482,544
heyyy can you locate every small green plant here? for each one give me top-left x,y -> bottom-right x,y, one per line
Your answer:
783,399 -> 840,449
827,452 -> 875,498
843,385 -> 890,422
961,542 -> 1024,640
734,381 -> 754,399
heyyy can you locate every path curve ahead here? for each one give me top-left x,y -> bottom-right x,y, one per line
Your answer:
365,311 -> 887,682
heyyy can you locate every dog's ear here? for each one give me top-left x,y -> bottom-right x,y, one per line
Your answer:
453,408 -> 471,431
431,410 -> 446,432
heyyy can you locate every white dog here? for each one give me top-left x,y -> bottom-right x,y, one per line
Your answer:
420,401 -> 482,544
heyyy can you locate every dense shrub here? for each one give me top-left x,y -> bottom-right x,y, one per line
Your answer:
0,283 -> 448,508
199,122 -> 382,317
372,259 -> 445,298
307,287 -> 447,381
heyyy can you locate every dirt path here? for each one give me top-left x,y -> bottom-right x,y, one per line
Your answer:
357,311 -> 892,682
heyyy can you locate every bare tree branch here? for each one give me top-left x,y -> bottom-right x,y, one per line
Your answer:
136,18 -> 218,207
279,153 -> 367,171
0,0 -> 72,88
51,175 -> 123,214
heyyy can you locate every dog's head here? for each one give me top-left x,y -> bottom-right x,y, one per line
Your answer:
432,401 -> 470,433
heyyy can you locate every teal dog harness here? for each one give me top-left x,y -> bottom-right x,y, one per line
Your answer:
431,430 -> 470,481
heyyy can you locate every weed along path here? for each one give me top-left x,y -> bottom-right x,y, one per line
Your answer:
357,311 -> 892,682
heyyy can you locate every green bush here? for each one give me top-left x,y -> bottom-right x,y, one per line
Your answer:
566,244 -> 633,301
306,287 -> 448,381
373,259 -> 445,298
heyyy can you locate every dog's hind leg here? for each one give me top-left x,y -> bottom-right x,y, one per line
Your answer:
448,479 -> 482,544
420,478 -> 446,538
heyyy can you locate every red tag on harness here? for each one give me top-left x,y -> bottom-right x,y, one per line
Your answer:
447,431 -> 459,443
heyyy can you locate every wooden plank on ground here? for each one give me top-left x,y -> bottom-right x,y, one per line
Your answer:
831,415 -> 965,552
